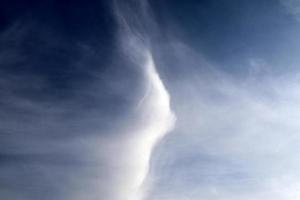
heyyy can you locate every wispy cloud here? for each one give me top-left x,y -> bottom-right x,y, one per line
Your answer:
0,2 -> 175,199
3,1 -> 300,200
280,0 -> 300,21
147,40 -> 300,200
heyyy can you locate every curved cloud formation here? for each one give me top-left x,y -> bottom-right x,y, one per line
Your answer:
122,51 -> 175,200
101,2 -> 176,200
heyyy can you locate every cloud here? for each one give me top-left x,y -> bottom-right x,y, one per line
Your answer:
0,1 -> 175,200
146,40 -> 300,200
3,1 -> 300,200
0,2 -> 175,200
280,0 -> 300,21
105,2 -> 175,200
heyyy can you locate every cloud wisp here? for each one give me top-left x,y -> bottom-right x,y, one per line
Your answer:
146,40 -> 300,200
95,1 -> 176,200
122,51 -> 175,200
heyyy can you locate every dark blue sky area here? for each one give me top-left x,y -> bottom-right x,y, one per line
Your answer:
150,0 -> 300,74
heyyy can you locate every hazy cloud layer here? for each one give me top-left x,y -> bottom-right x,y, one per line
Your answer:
2,1 -> 300,200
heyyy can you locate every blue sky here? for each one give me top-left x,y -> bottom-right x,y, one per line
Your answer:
1,0 -> 300,200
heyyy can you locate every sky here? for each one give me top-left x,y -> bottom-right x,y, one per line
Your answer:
1,0 -> 300,200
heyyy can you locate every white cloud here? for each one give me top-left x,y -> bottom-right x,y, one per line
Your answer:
146,42 -> 300,200
78,2 -> 176,200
